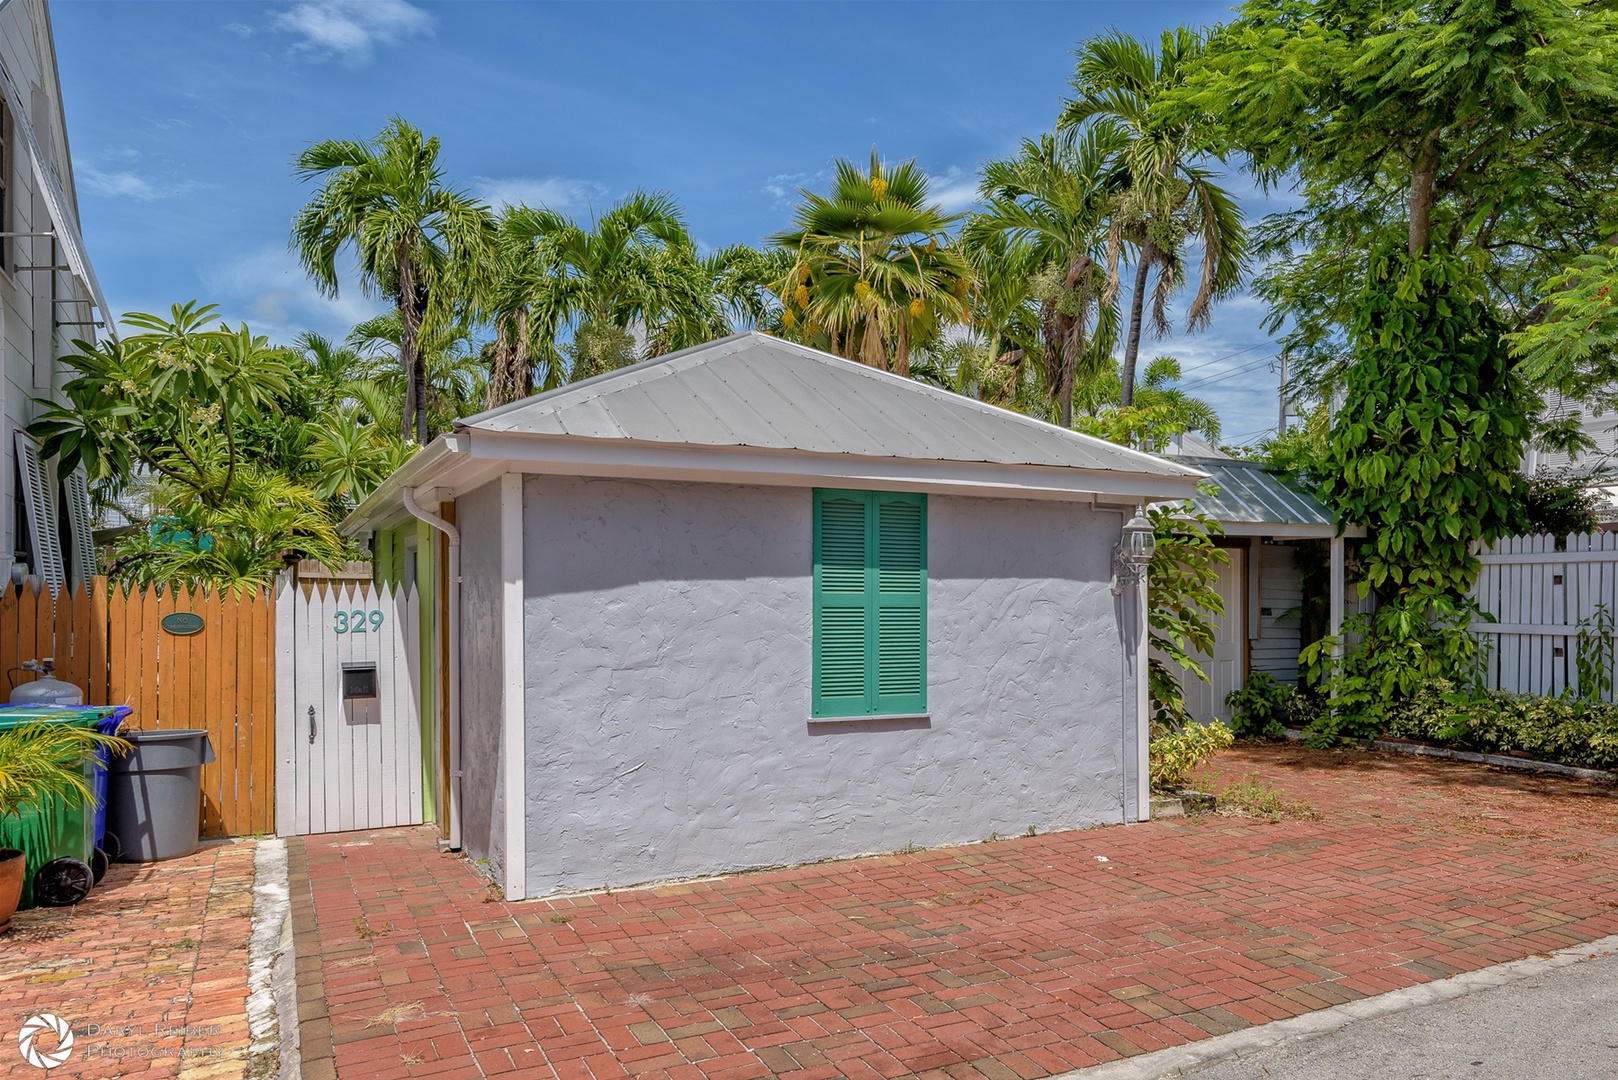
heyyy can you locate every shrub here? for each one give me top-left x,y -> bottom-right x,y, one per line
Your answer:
1149,720 -> 1234,792
1381,681 -> 1618,770
1224,672 -> 1294,740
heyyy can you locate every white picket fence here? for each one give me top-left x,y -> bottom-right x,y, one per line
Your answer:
1470,532 -> 1618,699
274,580 -> 424,835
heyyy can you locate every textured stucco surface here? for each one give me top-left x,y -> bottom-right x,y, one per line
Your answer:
456,479 -> 506,867
521,475 -> 1129,894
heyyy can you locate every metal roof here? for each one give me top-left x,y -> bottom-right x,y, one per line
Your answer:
1174,456 -> 1337,530
460,332 -> 1204,480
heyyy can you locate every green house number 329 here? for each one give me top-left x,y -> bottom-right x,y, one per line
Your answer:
334,609 -> 385,634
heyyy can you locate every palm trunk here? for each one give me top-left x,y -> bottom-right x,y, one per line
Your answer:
514,307 -> 531,397
894,317 -> 910,378
398,253 -> 421,442
1120,252 -> 1153,408
486,316 -> 514,410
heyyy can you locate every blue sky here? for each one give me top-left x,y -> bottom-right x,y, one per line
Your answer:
55,0 -> 1287,445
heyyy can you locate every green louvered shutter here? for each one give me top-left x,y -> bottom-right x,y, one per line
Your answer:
813,490 -> 926,717
874,494 -> 926,713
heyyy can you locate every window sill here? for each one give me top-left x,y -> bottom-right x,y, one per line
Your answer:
807,713 -> 930,725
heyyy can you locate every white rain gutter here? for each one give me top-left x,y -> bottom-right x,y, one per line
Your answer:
0,33 -> 115,340
402,486 -> 462,851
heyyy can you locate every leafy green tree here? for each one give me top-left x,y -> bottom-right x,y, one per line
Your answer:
967,131 -> 1122,425
28,303 -> 293,508
293,117 -> 495,443
1145,499 -> 1230,730
772,151 -> 971,376
1060,28 -> 1249,406
1174,0 -> 1618,392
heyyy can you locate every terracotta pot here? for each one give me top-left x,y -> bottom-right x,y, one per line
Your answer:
0,848 -> 23,933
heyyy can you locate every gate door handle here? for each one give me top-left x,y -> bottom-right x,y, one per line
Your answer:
308,705 -> 317,744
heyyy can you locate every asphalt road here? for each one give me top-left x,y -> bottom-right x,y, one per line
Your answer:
1177,949 -> 1618,1080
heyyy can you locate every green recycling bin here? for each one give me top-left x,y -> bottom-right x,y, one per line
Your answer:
0,707 -> 123,908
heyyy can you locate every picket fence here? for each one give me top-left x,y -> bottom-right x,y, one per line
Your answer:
1,579 -> 275,837
1470,532 -> 1618,700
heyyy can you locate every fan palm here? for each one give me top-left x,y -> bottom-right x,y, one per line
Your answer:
0,723 -> 131,821
1060,29 -> 1248,406
967,129 -> 1125,425
292,117 -> 495,443
771,151 -> 971,376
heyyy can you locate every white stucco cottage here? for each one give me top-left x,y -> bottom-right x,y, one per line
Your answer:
344,332 -> 1204,899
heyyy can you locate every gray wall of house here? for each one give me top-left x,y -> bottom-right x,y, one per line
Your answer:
519,474 -> 1130,895
456,478 -> 507,869
1251,543 -> 1305,685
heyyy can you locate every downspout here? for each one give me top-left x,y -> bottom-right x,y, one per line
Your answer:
402,486 -> 462,851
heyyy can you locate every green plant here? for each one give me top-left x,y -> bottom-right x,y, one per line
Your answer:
1217,776 -> 1321,821
1224,672 -> 1294,740
1574,603 -> 1615,704
1149,720 -> 1234,791
1145,498 -> 1230,728
353,915 -> 392,939
1384,679 -> 1618,770
0,722 -> 131,822
548,914 -> 572,925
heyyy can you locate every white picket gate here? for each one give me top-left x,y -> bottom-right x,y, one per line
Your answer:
1470,532 -> 1618,700
274,579 -> 424,835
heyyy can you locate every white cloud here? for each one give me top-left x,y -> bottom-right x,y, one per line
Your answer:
201,244 -> 387,345
926,166 -> 980,214
80,167 -> 195,202
473,176 -> 607,212
271,0 -> 433,63
763,171 -> 820,204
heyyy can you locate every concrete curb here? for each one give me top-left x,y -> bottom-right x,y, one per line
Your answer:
246,838 -> 297,1080
1281,728 -> 1616,782
1052,932 -> 1618,1080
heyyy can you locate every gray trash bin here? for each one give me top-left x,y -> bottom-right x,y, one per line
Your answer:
106,729 -> 216,862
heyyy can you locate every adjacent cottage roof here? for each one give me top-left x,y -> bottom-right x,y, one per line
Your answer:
345,333 -> 1205,532
1172,456 -> 1358,538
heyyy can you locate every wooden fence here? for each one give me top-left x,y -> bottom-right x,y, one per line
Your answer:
1470,532 -> 1618,700
1,579 -> 275,837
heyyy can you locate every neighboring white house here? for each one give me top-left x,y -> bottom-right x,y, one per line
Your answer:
0,0 -> 113,592
343,332 -> 1206,900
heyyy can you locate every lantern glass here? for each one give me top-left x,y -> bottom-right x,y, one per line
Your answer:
1121,509 -> 1156,566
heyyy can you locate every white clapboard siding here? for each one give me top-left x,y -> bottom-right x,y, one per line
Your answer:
1251,545 -> 1304,685
274,577 -> 424,836
1469,531 -> 1618,700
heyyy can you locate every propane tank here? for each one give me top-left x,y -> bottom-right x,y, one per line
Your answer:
9,658 -> 85,706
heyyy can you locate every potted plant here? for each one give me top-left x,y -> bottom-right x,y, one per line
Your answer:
0,721 -> 130,931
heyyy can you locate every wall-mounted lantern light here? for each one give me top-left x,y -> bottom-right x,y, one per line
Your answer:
1111,505 -> 1156,595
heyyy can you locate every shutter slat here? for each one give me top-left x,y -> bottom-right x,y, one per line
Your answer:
877,501 -> 923,593
818,498 -> 866,594
818,608 -> 867,700
14,432 -> 65,589
878,607 -> 923,696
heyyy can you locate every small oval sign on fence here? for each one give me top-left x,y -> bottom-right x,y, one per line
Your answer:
161,612 -> 205,636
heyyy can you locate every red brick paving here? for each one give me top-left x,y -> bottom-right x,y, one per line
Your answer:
0,839 -> 258,1078
292,746 -> 1618,1079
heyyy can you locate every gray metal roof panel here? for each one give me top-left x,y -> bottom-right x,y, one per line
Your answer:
460,332 -> 1203,479
1176,456 -> 1335,527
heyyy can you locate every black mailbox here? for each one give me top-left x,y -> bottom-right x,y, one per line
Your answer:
342,663 -> 378,700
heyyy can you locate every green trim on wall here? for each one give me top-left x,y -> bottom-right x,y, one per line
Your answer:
812,489 -> 927,718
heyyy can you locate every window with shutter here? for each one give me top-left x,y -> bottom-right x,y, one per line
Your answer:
812,489 -> 926,717
14,431 -> 65,588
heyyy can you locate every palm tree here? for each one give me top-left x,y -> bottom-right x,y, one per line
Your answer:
1059,29 -> 1248,407
1076,355 -> 1223,451
345,311 -> 486,434
771,151 -> 971,376
292,117 -> 494,443
490,191 -> 713,390
967,130 -> 1125,426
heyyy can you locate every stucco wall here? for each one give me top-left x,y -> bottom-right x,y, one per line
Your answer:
456,480 -> 506,867
519,475 -> 1129,895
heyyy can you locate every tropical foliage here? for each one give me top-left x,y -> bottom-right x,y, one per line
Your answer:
0,722 -> 131,820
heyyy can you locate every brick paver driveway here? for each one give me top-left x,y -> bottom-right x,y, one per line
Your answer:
290,746 -> 1618,1080
1,839 -> 259,1078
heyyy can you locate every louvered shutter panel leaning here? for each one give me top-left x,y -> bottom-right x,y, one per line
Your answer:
812,490 -> 926,717
14,432 -> 65,589
63,466 -> 97,587
874,494 -> 926,713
